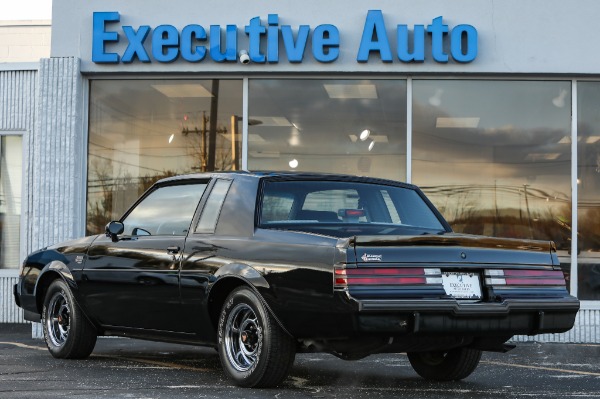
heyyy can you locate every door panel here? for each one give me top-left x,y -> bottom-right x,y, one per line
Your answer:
80,182 -> 208,332
83,235 -> 185,331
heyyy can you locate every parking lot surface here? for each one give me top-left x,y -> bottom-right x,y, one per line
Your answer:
1,324 -> 599,399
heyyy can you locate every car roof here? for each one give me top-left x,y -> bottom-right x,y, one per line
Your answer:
155,170 -> 417,189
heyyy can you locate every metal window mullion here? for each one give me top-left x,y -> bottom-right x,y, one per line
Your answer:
406,77 -> 413,184
241,77 -> 249,171
570,79 -> 578,297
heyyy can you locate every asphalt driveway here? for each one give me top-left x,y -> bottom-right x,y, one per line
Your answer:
1,324 -> 599,399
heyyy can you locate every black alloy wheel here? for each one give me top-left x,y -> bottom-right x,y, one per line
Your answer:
42,279 -> 97,359
218,286 -> 296,388
407,347 -> 482,381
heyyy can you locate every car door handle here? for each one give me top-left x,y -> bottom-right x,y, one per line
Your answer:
166,246 -> 181,254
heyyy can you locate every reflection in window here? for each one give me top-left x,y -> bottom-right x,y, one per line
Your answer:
413,80 -> 572,280
248,79 -> 407,180
123,184 -> 206,236
0,136 -> 22,269
195,179 -> 232,233
87,79 -> 242,235
577,82 -> 600,300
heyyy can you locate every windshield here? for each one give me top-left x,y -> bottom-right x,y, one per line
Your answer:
259,180 -> 447,236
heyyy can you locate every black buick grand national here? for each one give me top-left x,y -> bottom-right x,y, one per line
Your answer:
14,172 -> 579,387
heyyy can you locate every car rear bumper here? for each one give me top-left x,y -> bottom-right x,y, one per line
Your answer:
356,297 -> 580,336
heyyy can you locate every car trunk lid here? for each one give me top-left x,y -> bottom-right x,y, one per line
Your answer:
334,233 -> 566,301
349,233 -> 555,266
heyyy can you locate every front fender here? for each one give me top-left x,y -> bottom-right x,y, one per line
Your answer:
34,261 -> 77,298
32,262 -> 97,330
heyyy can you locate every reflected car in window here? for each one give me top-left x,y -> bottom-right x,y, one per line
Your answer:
14,172 -> 579,387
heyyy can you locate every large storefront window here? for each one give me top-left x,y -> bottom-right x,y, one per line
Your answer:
577,82 -> 600,300
248,79 -> 407,180
0,135 -> 22,269
87,79 -> 242,235
413,80 -> 572,279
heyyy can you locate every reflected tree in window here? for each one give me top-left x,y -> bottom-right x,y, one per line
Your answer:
86,79 -> 242,235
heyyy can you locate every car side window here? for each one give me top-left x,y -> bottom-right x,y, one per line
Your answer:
195,179 -> 232,233
122,183 -> 207,236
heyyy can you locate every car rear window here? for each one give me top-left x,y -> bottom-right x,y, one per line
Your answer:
259,180 -> 446,234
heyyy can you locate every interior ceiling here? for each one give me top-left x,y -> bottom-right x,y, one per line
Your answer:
89,78 -> 575,160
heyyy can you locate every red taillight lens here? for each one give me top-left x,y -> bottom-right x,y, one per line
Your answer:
485,269 -> 566,286
334,267 -> 441,289
347,277 -> 426,285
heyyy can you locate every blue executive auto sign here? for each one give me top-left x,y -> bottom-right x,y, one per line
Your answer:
92,10 -> 478,64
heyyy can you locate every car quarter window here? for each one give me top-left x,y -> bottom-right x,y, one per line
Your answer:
122,183 -> 207,236
195,179 -> 233,233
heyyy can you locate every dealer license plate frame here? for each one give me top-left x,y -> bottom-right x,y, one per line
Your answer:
442,272 -> 482,300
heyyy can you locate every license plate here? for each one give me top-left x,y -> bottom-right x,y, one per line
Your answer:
442,272 -> 482,300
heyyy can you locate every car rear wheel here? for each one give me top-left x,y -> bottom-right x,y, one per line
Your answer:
407,347 -> 482,381
42,279 -> 97,359
218,286 -> 296,387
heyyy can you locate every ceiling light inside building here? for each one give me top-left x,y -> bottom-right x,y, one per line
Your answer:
324,84 -> 378,99
249,116 -> 293,126
436,117 -> 480,128
349,134 -> 389,143
359,129 -> 371,141
289,132 -> 301,146
168,133 -> 174,143
289,159 -> 299,168
249,151 -> 280,158
558,136 -> 593,144
152,84 -> 213,98
552,89 -> 568,108
586,136 -> 600,144
221,133 -> 266,142
525,153 -> 561,161
428,89 -> 443,106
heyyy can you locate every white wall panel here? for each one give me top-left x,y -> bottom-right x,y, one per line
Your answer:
51,0 -> 600,75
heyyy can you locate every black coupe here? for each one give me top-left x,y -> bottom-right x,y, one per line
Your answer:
14,172 -> 579,387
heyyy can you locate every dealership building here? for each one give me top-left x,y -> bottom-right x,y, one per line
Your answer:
0,0 -> 599,341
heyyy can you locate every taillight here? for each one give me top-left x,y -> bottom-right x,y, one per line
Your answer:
485,269 -> 566,286
334,267 -> 441,289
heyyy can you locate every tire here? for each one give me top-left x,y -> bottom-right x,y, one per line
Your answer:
42,279 -> 97,359
218,286 -> 296,388
407,347 -> 482,381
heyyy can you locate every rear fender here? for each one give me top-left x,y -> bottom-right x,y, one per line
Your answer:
212,263 -> 270,289
208,264 -> 293,337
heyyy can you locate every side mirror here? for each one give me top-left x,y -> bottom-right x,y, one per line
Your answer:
105,221 -> 124,242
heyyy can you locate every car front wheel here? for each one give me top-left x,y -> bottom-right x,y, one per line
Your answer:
42,279 -> 97,359
218,286 -> 296,388
407,347 -> 482,381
